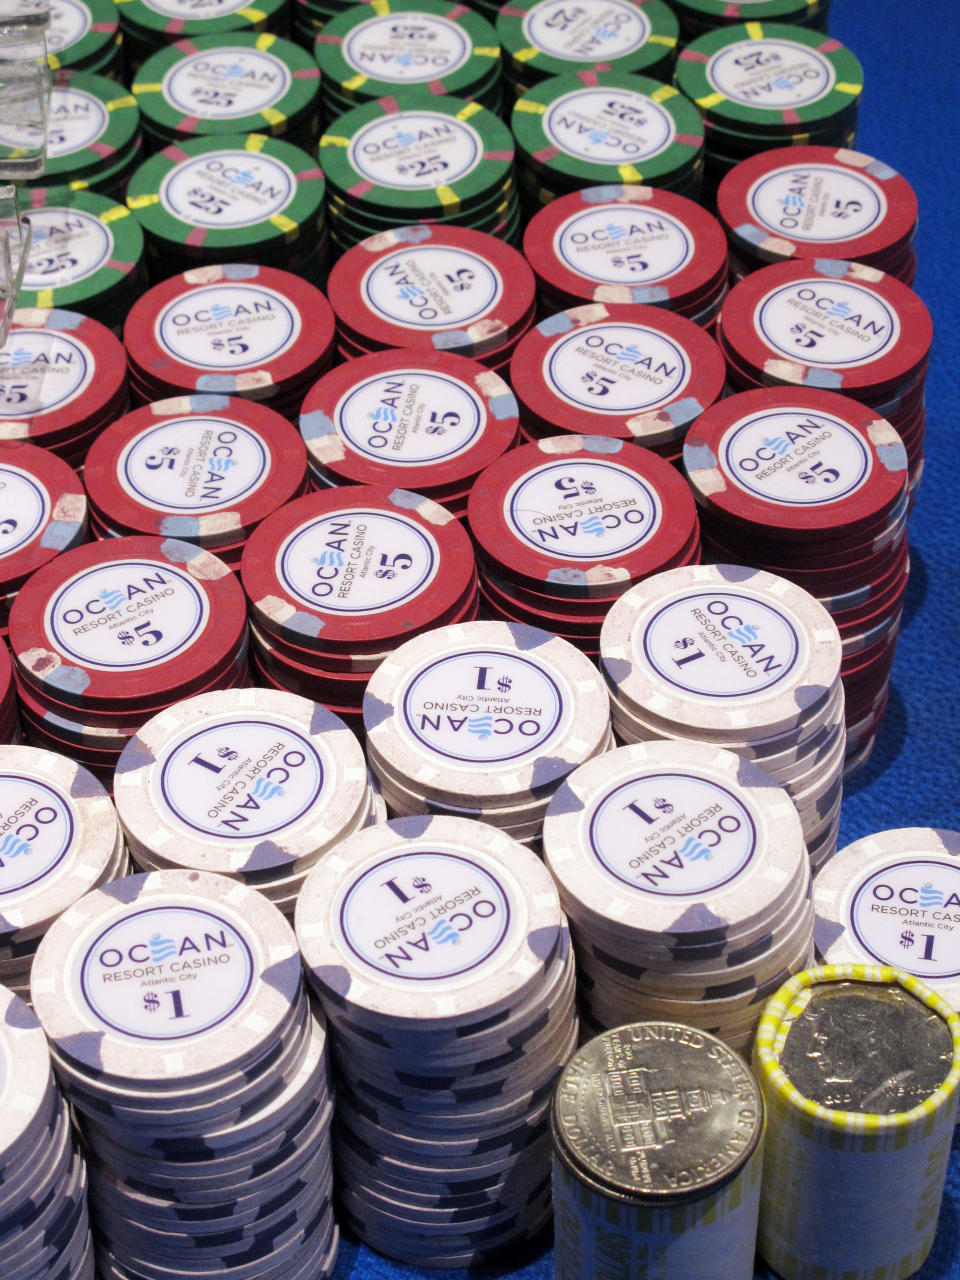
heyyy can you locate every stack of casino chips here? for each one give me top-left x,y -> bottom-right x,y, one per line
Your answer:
81,396 -> 310,568
716,146 -> 920,286
0,745 -> 127,1003
314,0 -> 504,118
0,310 -> 129,467
542,740 -> 814,1050
123,266 -> 336,418
510,71 -> 705,209
496,0 -> 678,99
716,259 -> 932,496
17,189 -> 148,333
298,349 -> 520,516
132,35 -> 323,154
8,536 -> 250,784
684,388 -> 910,772
240,487 -> 479,732
326,226 -> 536,370
296,815 -> 577,1266
116,0 -> 292,72
126,134 -> 329,285
467,436 -> 701,655
362,620 -> 612,844
0,985 -> 95,1280
319,94 -> 519,250
18,71 -> 142,202
668,0 -> 830,44
114,689 -> 382,916
508,302 -> 728,462
599,563 -> 845,871
31,871 -> 339,1280
674,23 -> 863,196
521,185 -> 729,326
0,442 -> 87,632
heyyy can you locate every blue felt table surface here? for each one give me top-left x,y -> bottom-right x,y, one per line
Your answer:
331,2 -> 960,1275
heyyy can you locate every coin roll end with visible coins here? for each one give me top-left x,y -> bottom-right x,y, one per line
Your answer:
753,963 -> 960,1280
551,1021 -> 765,1280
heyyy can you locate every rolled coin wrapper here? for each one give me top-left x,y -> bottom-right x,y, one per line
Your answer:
754,964 -> 960,1280
551,1022 -> 764,1280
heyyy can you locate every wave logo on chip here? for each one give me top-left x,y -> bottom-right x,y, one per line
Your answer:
251,776 -> 284,802
98,585 -> 127,611
0,833 -> 31,859
428,919 -> 460,947
148,933 -> 178,962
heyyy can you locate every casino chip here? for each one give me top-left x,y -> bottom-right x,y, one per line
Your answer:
362,619 -> 611,842
668,0 -> 830,44
116,0 -> 291,72
319,95 -> 519,250
684,387 -> 909,766
8,536 -> 249,784
510,71 -> 705,210
4,0 -> 123,75
543,739 -> 813,1049
813,828 -> 960,1010
16,189 -> 147,332
599,563 -> 845,870
9,70 -> 142,203
31,869 -> 339,1280
82,395 -> 309,566
326,225 -> 536,367
295,815 -> 574,1264
521,184 -> 729,323
298,349 -> 519,515
0,308 -> 128,466
0,985 -> 95,1280
315,0 -> 503,119
674,23 -> 864,197
0,442 -> 87,631
496,0 -> 678,97
468,435 -> 701,652
133,35 -> 322,153
509,302 -> 727,461
717,259 -> 932,496
716,146 -> 920,285
241,487 -> 479,731
0,745 -> 127,1002
123,266 -> 335,417
126,134 -> 328,285
115,689 -> 379,915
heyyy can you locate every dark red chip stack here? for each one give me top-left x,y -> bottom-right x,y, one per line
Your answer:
123,265 -> 337,419
716,146 -> 919,285
522,185 -> 729,326
509,302 -> 728,464
716,260 -> 932,497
